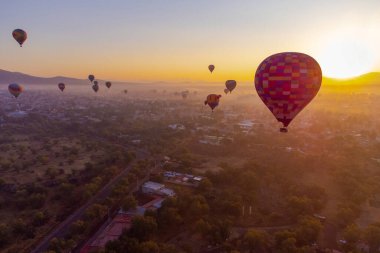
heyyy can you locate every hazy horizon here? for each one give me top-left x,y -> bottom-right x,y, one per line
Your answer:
1,0 -> 380,82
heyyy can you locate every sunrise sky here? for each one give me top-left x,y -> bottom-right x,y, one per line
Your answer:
1,0 -> 380,82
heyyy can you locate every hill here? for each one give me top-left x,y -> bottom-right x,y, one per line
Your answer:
0,69 -> 91,85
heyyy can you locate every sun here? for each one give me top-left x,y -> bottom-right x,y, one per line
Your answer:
317,35 -> 375,79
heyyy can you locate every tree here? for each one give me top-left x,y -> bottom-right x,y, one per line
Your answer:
105,236 -> 139,253
335,206 -> 357,228
342,224 -> 361,252
33,211 -> 48,226
121,196 -> 137,211
287,196 -> 314,219
84,204 -> 107,221
138,241 -> 160,253
160,243 -> 182,253
274,230 -> 301,253
70,220 -> 86,235
364,223 -> 380,253
243,229 -> 271,253
157,207 -> 183,229
128,216 -> 158,241
295,217 -> 322,246
0,224 -> 11,248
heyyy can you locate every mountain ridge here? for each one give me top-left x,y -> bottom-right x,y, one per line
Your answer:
1,69 -> 380,86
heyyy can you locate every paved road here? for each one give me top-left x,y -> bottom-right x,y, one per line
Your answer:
31,148 -> 149,253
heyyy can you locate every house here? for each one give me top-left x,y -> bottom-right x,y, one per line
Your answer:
237,120 -> 254,130
163,171 -> 203,187
199,135 -> 224,145
168,124 -> 186,130
141,181 -> 175,197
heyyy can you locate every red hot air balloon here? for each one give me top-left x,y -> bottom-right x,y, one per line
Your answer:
225,80 -> 237,93
204,94 -> 222,111
105,81 -> 112,89
58,83 -> 65,92
208,65 -> 215,73
255,52 -> 322,132
12,29 -> 27,47
8,83 -> 24,98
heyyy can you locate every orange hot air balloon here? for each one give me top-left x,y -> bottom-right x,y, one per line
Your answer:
224,88 -> 229,94
12,29 -> 27,47
58,83 -> 65,92
225,80 -> 237,93
208,65 -> 215,73
8,83 -> 24,98
204,94 -> 222,111
255,52 -> 322,132
105,81 -> 112,89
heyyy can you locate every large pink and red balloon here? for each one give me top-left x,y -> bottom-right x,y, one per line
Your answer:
255,52 -> 322,132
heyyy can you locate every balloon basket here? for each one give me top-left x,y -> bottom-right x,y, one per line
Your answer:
280,127 -> 288,133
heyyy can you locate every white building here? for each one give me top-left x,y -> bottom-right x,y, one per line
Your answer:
141,181 -> 175,197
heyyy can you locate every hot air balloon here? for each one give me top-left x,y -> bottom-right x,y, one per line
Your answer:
105,81 -> 112,89
8,83 -> 23,98
204,94 -> 222,111
12,29 -> 27,47
88,75 -> 95,83
255,52 -> 322,132
123,89 -> 128,94
225,80 -> 237,93
224,88 -> 229,94
92,83 -> 99,93
208,65 -> 215,73
58,83 -> 65,92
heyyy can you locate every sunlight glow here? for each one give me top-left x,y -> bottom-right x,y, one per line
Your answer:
318,35 -> 375,79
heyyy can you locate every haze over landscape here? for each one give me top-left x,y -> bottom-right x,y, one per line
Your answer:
1,1 -> 380,253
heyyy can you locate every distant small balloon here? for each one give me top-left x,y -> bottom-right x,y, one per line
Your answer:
208,65 -> 215,73
88,75 -> 95,83
92,83 -> 99,93
225,80 -> 237,93
106,81 -> 112,89
58,83 -> 65,92
12,29 -> 27,47
8,83 -> 24,98
204,94 -> 222,111
124,89 -> 128,94
224,88 -> 229,94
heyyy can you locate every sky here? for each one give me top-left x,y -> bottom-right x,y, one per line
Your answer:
1,0 -> 380,82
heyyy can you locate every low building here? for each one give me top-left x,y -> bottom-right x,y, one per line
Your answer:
199,135 -> 224,145
163,171 -> 203,187
80,212 -> 132,253
168,124 -> 185,130
141,181 -> 175,197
